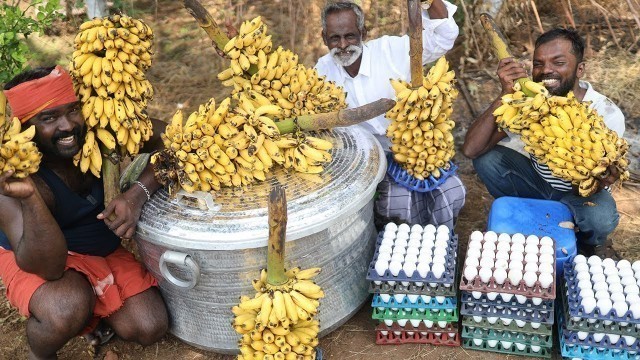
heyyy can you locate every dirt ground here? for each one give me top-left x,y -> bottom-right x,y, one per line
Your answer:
2,0 -> 640,359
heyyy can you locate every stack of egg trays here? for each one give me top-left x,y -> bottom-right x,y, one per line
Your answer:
558,301 -> 640,360
462,316 -> 553,338
375,320 -> 460,345
560,290 -> 640,337
366,229 -> 460,346
459,233 -> 556,357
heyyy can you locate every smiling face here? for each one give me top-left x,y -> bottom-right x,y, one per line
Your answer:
532,38 -> 585,96
26,101 -> 86,159
323,9 -> 365,68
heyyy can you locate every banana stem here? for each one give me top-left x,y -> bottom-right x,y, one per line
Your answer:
101,146 -> 121,209
407,0 -> 423,88
479,13 -> 535,97
266,184 -> 288,286
183,0 -> 231,52
275,98 -> 396,134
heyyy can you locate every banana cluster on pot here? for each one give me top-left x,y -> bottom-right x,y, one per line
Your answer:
234,267 -> 324,360
218,16 -> 347,118
69,14 -> 154,177
153,94 -> 334,193
494,80 -> 630,196
385,56 -> 458,180
0,118 -> 42,178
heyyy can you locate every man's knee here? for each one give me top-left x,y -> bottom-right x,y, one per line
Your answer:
472,149 -> 503,178
112,289 -> 169,346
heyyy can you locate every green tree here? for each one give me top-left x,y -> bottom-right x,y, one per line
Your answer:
0,0 -> 63,84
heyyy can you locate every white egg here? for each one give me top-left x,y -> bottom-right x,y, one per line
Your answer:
464,265 -> 478,282
436,224 -> 449,234
434,239 -> 448,249
395,231 -> 409,241
591,273 -> 606,284
609,283 -> 624,294
574,254 -> 587,264
632,261 -> 640,272
468,240 -> 483,250
523,271 -> 538,287
423,224 -> 436,234
385,223 -> 398,232
416,261 -> 430,278
421,240 -> 435,252
539,263 -> 554,274
524,234 -> 539,245
394,294 -> 406,304
580,288 -> 595,299
574,262 -> 589,273
602,258 -> 616,268
495,250 -> 510,261
624,284 -> 640,295
410,224 -> 423,234
595,290 -> 610,301
524,253 -> 538,265
613,301 -> 629,317
380,293 -> 391,302
484,231 -> 498,242
418,253 -> 432,265
576,271 -> 591,282
512,233 -> 526,244
487,292 -> 499,300
479,267 -> 493,283
539,245 -> 554,255
582,299 -> 596,315
377,252 -> 392,263
588,255 -> 603,266
589,264 -> 604,274
496,241 -> 511,252
432,254 -> 446,265
632,304 -> 640,319
423,319 -> 434,327
407,240 -> 421,250
394,238 -> 408,249
375,260 -> 389,276
539,236 -> 553,246
487,340 -> 498,348
515,343 -> 526,351
594,333 -> 605,342
501,341 -> 513,349
403,261 -> 417,277
494,259 -> 509,270
494,268 -> 508,285
381,238 -> 395,248
508,261 -> 524,272
539,272 -> 553,288
404,254 -> 418,265
406,247 -> 421,258
525,244 -> 540,255
435,232 -> 449,242
593,281 -> 609,293
486,317 -> 497,324
611,292 -> 626,303
422,231 -> 435,242
512,320 -> 525,328
577,331 -> 588,340
619,267 -> 634,279
500,293 -> 513,302
465,257 -> 479,268
392,246 -> 406,256
609,334 -> 621,345
607,275 -> 621,285
626,293 -> 640,304
483,242 -> 496,252
502,318 -> 513,325
389,261 -> 403,276
409,232 -> 422,242
597,298 -> 613,315
510,243 -> 525,253
378,244 -> 393,254
398,223 -> 411,233
510,251 -> 524,263
497,233 -> 511,243
618,259 -> 632,270
532,297 -> 542,305
525,262 -> 539,273
382,231 -> 396,241
508,269 -> 523,286
391,252 -> 405,263
480,257 -> 495,269
624,336 -> 636,346
470,231 -> 484,242
409,318 -> 420,327
431,262 -> 445,279
539,253 -> 554,265
481,249 -> 496,260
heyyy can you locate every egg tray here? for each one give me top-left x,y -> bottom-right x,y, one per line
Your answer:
375,327 -> 461,346
461,337 -> 552,358
376,319 -> 458,334
558,303 -> 640,353
461,325 -> 552,347
372,307 -> 458,322
367,235 -> 459,286
372,294 -> 457,311
460,301 -> 554,324
560,330 -> 640,360
564,263 -> 640,325
374,230 -> 458,254
368,273 -> 458,296
386,153 -> 458,193
462,315 -> 552,336
461,292 -> 554,311
560,289 -> 640,337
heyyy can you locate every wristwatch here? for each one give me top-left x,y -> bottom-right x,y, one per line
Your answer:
421,0 -> 434,9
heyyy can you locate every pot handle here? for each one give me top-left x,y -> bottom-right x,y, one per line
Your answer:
159,250 -> 200,289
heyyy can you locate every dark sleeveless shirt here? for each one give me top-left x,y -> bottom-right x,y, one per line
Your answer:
0,167 -> 120,257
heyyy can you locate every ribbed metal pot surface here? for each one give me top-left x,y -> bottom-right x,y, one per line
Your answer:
134,126 -> 385,353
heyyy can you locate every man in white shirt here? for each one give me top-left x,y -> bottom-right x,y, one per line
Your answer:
462,28 -> 625,256
315,0 -> 465,230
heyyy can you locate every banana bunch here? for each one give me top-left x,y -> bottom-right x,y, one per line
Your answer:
272,133 -> 333,175
0,118 -> 42,178
385,56 -> 458,180
494,82 -> 630,196
218,16 -> 347,118
234,267 -> 324,360
69,14 -> 154,176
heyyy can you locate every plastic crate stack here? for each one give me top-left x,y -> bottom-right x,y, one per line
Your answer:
559,255 -> 640,360
459,231 -> 556,358
366,222 -> 460,346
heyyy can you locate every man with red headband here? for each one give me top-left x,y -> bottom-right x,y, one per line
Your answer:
0,66 -> 168,359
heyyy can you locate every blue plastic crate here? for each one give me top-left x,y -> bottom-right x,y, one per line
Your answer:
486,196 -> 577,276
386,152 -> 458,192
372,293 -> 457,310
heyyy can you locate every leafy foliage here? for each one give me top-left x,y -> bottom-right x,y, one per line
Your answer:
0,0 -> 63,84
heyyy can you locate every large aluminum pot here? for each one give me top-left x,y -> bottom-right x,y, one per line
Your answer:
135,126 -> 385,353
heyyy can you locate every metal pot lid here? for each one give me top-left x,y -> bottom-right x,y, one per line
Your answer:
137,126 -> 386,250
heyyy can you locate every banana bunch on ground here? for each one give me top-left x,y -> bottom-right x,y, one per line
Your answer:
385,56 -> 458,180
494,81 -> 630,196
0,118 -> 42,178
69,14 -> 154,176
218,16 -> 347,117
153,93 -> 334,193
234,267 -> 324,360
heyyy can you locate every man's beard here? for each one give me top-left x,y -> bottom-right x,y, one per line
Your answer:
35,125 -> 85,159
533,71 -> 577,96
330,43 -> 363,67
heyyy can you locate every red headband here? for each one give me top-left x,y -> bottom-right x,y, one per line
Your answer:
4,65 -> 79,123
